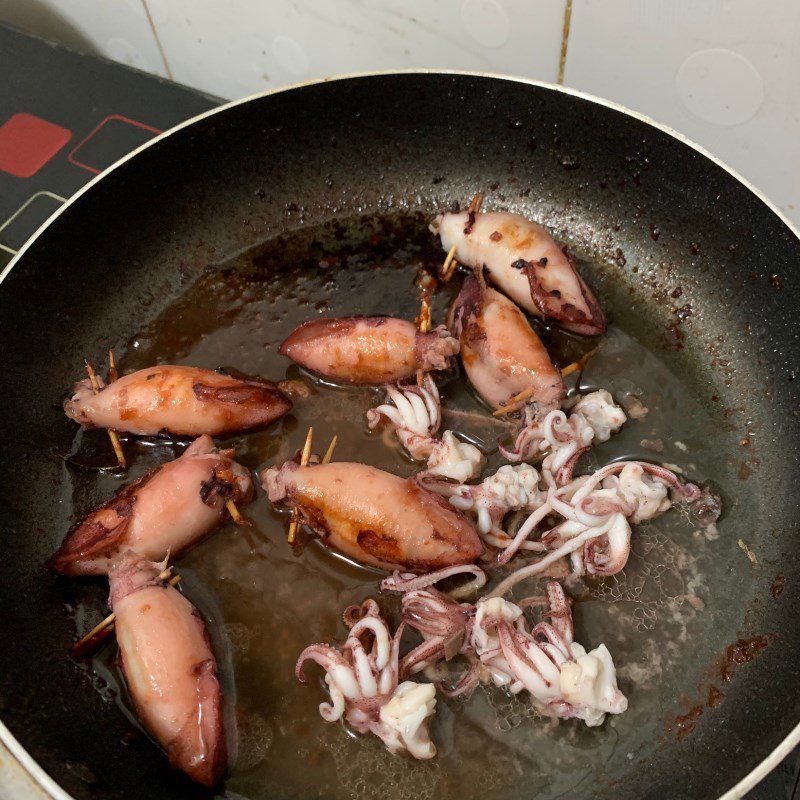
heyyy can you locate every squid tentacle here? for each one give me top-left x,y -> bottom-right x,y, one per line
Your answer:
295,601 -> 437,759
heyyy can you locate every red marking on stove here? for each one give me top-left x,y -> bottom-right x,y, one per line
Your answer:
68,114 -> 162,174
0,113 -> 72,178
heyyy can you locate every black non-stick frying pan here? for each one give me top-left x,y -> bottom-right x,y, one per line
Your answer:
0,73 -> 797,800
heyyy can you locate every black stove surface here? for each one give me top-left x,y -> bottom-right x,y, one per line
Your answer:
0,24 -> 217,269
0,22 -> 795,800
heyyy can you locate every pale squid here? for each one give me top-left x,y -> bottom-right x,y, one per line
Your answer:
49,435 -> 253,575
64,364 -> 292,437
296,599 -> 437,759
279,316 -> 459,384
448,274 -> 565,413
109,559 -> 226,786
262,459 -> 484,571
432,209 -> 606,335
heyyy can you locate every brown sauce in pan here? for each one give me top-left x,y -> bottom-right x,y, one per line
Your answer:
69,213 -> 732,799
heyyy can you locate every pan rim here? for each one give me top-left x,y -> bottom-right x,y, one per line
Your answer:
0,68 -> 797,800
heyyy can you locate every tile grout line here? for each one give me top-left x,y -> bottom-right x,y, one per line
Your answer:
557,0 -> 573,85
140,0 -> 174,81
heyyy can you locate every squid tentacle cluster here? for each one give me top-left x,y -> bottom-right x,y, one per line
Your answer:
367,375 -> 483,483
387,579 -> 626,727
430,454 -> 696,572
295,599 -> 437,759
470,587 -> 627,727
500,390 -> 627,479
485,460 -> 700,590
399,589 -> 475,680
448,463 -> 548,552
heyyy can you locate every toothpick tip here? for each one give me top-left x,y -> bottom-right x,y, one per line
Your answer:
440,244 -> 459,282
300,427 -> 314,466
287,514 -> 299,545
226,499 -> 252,527
322,434 -> 338,465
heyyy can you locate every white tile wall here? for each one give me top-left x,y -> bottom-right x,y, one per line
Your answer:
143,0 -> 566,100
4,0 -> 800,227
563,0 -> 800,226
24,0 -> 168,77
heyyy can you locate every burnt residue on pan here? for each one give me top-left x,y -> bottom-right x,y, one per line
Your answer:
664,632 -> 776,742
0,74 -> 797,800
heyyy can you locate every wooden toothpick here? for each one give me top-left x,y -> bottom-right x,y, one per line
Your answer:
560,347 -> 599,379
322,434 -> 338,465
415,270 -> 436,334
225,499 -> 251,526
493,386 -> 537,417
85,360 -> 126,469
440,192 -> 485,282
287,427 -> 314,545
415,270 -> 436,386
107,349 -> 119,383
440,244 -> 459,282
467,192 -> 486,214
70,568 -> 178,660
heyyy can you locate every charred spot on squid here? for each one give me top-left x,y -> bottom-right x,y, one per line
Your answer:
356,529 -> 403,562
48,495 -> 137,573
192,379 -> 291,410
464,210 -> 477,235
198,468 -> 237,507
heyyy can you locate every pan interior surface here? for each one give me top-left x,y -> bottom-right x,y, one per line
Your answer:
0,74 -> 796,800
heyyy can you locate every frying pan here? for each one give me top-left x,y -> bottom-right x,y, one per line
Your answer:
0,72 -> 797,800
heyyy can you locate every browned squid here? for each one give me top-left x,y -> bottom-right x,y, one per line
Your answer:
49,435 -> 252,575
262,460 -> 484,571
448,274 -> 565,412
64,364 -> 292,437
279,316 -> 458,384
110,559 -> 226,786
432,209 -> 606,335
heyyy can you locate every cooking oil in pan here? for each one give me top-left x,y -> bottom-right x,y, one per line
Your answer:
75,213 -> 728,800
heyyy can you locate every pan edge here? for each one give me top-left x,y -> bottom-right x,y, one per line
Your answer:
1,69 -> 797,800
